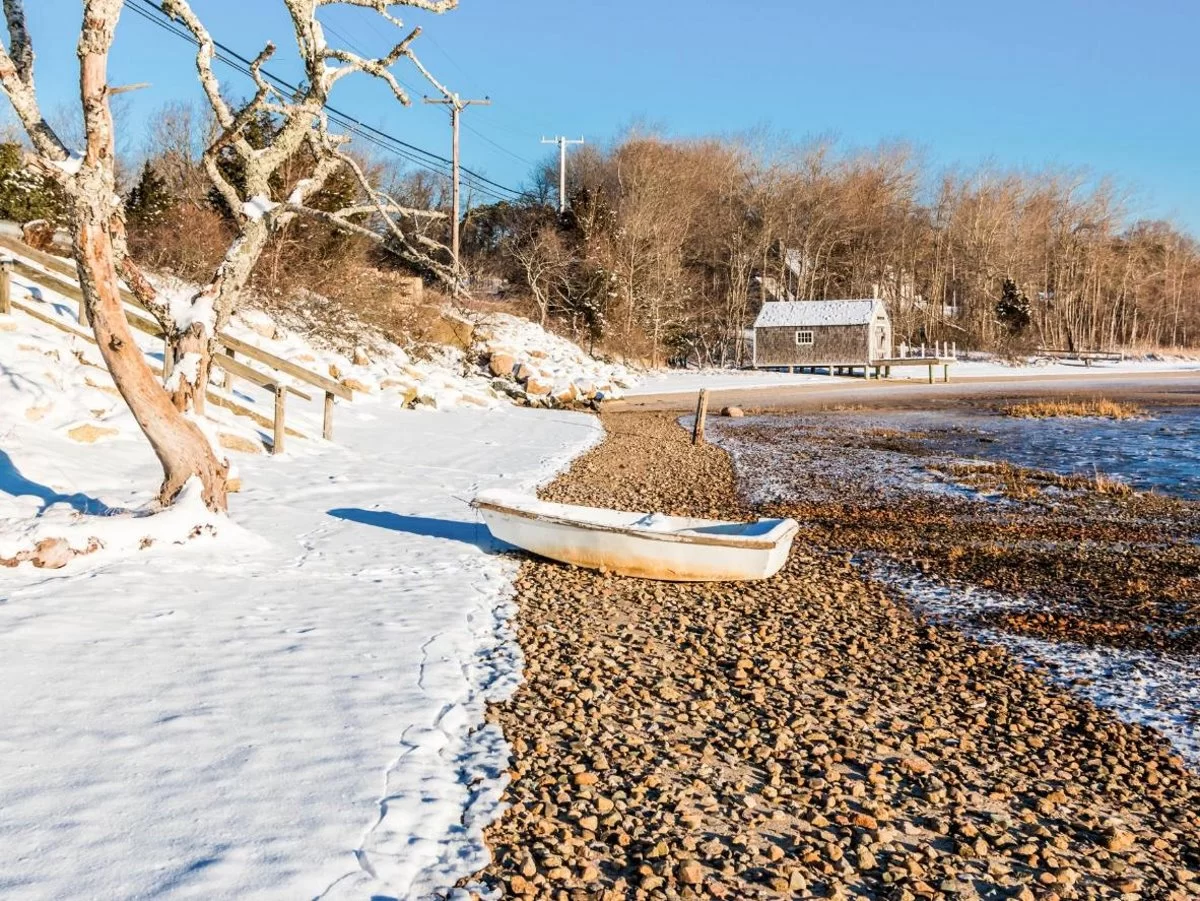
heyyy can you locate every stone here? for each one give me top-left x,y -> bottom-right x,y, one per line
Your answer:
341,378 -> 373,394
1107,830 -> 1136,853
352,347 -> 371,366
22,218 -> 55,251
67,423 -> 118,444
678,861 -> 704,885
525,377 -> 552,396
489,352 -> 517,378
218,433 -> 264,454
32,538 -> 73,570
721,406 -> 745,418
513,362 -> 534,382
552,382 -> 579,405
25,405 -> 51,422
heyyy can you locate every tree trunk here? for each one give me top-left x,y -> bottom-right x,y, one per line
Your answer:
73,209 -> 228,510
74,21 -> 228,511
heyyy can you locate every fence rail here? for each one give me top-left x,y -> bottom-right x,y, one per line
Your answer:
0,242 -> 350,452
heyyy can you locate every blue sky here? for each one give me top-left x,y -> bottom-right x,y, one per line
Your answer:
14,0 -> 1200,230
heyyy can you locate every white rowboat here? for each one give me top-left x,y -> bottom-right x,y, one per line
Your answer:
472,489 -> 799,582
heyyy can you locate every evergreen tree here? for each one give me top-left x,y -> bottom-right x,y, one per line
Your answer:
126,161 -> 175,229
0,142 -> 66,224
996,278 -> 1032,334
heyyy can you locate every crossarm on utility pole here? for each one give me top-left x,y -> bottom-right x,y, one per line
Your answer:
541,136 -> 585,213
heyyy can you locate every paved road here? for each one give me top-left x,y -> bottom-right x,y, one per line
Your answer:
606,370 -> 1200,413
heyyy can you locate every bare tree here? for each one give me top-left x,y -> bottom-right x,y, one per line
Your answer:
122,0 -> 458,414
0,0 -> 230,510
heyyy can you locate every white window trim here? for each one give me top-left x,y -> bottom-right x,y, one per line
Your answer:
795,329 -> 814,346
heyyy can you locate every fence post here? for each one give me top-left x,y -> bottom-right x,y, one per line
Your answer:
273,385 -> 286,455
692,388 -> 709,446
0,258 -> 11,315
224,347 -> 236,394
323,391 -> 334,441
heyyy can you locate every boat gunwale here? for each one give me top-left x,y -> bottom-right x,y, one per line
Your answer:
472,498 -> 799,551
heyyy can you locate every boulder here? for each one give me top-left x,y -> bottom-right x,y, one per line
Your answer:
22,219 -> 55,252
721,406 -> 745,418
218,433 -> 265,455
380,378 -> 419,407
352,347 -> 371,366
341,377 -> 373,394
488,352 -> 517,378
67,423 -> 118,443
513,362 -> 534,382
525,377 -> 552,396
31,538 -> 72,570
552,382 -> 578,405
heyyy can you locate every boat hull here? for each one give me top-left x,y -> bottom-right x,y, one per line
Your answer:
475,498 -> 796,582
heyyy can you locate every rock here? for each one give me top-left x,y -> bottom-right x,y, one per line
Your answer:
513,362 -> 534,382
67,423 -> 118,444
217,433 -> 264,455
25,405 -> 51,422
227,477 -> 243,493
379,378 -> 419,407
552,382 -> 578,405
678,861 -> 704,885
22,218 -> 55,251
352,347 -> 371,366
1106,829 -> 1136,853
32,538 -> 73,569
489,352 -> 517,378
525,377 -> 552,396
721,406 -> 745,418
341,378 -> 373,394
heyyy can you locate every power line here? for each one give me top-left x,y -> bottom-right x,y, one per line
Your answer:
122,0 -> 526,204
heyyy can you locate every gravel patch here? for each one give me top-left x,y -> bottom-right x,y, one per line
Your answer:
472,413 -> 1200,900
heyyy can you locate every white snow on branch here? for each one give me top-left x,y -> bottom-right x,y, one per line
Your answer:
242,194 -> 279,220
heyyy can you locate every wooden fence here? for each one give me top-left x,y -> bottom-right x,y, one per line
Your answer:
0,240 -> 353,453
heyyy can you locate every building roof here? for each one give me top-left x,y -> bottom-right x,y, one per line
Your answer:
753,299 -> 883,329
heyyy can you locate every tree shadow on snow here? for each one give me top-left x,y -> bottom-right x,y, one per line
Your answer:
327,507 -> 514,553
0,449 -> 118,516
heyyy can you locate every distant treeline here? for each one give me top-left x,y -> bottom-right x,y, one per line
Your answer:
464,136 -> 1200,364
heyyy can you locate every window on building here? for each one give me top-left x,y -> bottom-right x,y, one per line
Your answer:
795,330 -> 814,346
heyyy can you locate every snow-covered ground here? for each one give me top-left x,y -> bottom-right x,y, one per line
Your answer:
888,355 -> 1200,381
0,256 -> 609,897
624,368 -> 851,397
623,356 -> 1200,396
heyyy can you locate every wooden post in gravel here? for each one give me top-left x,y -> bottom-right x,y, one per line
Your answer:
0,258 -> 11,315
273,385 -> 286,455
692,388 -> 709,446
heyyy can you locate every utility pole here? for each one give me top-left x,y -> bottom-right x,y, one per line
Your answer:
541,136 -> 584,214
425,92 -> 490,280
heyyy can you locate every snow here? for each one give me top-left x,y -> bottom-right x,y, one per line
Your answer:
621,355 -> 1200,396
474,313 -> 635,401
51,149 -> 84,176
624,368 -> 853,397
885,355 -> 1200,381
241,195 -> 279,220
751,299 -> 880,328
0,258 -> 608,898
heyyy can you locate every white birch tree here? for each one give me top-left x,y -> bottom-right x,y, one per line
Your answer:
0,0 -> 230,510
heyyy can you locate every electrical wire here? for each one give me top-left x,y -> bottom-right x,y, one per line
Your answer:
123,0 -> 527,204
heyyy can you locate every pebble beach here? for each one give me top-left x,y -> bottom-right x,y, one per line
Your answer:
473,412 -> 1200,900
